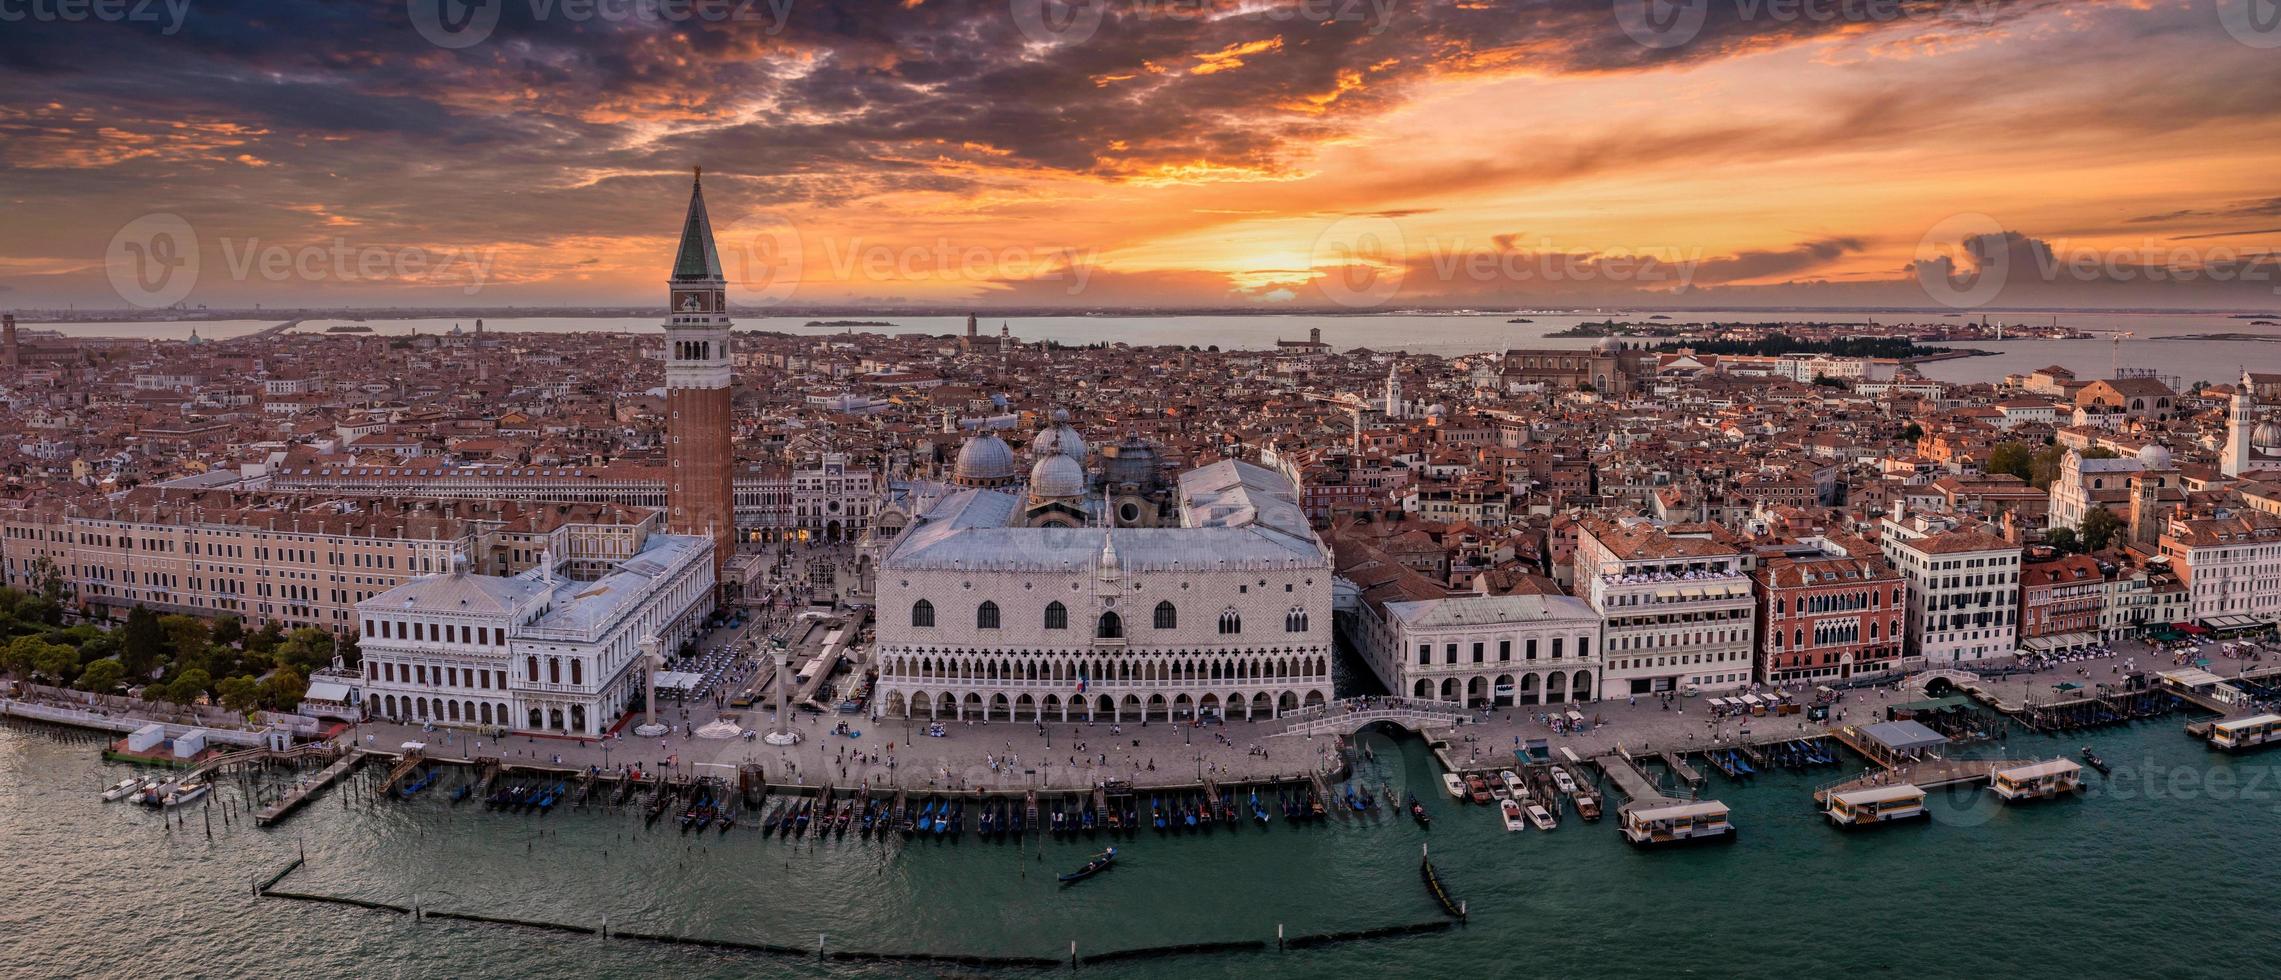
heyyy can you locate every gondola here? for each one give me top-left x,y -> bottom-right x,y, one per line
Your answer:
1250,791 -> 1270,825
2080,746 -> 2112,775
762,801 -> 786,835
1408,793 -> 1431,828
1058,847 -> 1117,885
450,784 -> 471,805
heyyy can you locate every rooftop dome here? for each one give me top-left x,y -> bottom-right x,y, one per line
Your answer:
1593,336 -> 1624,354
953,433 -> 1017,485
1101,435 -> 1160,488
1032,410 -> 1087,461
2256,420 -> 2281,452
2137,443 -> 2172,469
1029,452 -> 1088,499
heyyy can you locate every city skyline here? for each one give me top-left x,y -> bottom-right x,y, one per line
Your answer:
4,0 -> 2280,311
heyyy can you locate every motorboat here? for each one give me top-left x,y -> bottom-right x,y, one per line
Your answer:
163,780 -> 210,808
1442,773 -> 1466,799
101,775 -> 149,802
1498,770 -> 1526,799
1499,798 -> 1527,832
1574,792 -> 1603,821
1465,775 -> 1492,805
1551,768 -> 1580,795
1525,802 -> 1557,831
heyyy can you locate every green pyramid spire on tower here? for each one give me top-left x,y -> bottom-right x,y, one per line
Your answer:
672,165 -> 723,282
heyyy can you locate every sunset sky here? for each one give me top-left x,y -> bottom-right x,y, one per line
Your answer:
3,0 -> 2280,311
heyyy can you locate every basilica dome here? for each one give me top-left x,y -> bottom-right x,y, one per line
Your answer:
953,433 -> 1017,485
1029,452 -> 1088,499
1031,407 -> 1088,461
2137,443 -> 2172,469
2256,420 -> 2281,452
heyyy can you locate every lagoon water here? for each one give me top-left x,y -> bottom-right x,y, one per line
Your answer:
37,310 -> 2281,388
3,714 -> 2274,980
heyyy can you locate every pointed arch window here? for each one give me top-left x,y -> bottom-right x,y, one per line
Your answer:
977,601 -> 1001,630
1044,601 -> 1068,630
1219,610 -> 1242,635
1154,601 -> 1178,630
1098,611 -> 1124,639
911,599 -> 935,628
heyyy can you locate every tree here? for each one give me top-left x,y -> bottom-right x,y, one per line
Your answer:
159,614 -> 211,663
3,635 -> 49,678
121,606 -> 166,679
33,642 -> 79,685
2079,507 -> 2127,552
2045,527 -> 2082,553
1811,375 -> 1850,389
75,658 -> 126,694
261,666 -> 308,712
1901,422 -> 1924,442
212,616 -> 245,650
276,628 -> 336,674
1987,442 -> 2035,482
217,675 -> 263,714
159,668 -> 213,706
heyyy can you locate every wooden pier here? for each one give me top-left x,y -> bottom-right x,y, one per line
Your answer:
1592,753 -> 1677,810
1658,751 -> 1704,787
256,749 -> 368,827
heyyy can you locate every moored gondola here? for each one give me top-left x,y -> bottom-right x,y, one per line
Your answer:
2080,746 -> 2112,775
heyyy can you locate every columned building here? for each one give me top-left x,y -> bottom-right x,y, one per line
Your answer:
1356,593 -> 1601,707
664,167 -> 736,582
356,529 -> 715,735
872,453 -> 1333,723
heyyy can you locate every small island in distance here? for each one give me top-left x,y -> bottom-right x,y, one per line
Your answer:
806,320 -> 895,328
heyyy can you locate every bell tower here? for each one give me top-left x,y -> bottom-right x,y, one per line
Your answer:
665,166 -> 736,582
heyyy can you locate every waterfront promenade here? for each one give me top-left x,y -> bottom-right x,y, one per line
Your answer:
331,639 -> 2267,798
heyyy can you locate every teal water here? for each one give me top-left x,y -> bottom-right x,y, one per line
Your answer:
2,718 -> 2273,979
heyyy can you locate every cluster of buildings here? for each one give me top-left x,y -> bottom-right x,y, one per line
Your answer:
9,175 -> 2281,726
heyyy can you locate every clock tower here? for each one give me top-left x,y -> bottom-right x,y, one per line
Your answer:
665,167 -> 736,582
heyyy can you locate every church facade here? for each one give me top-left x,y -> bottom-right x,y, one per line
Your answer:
1499,338 -> 1654,395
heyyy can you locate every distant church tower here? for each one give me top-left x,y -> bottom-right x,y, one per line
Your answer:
1384,362 -> 1403,418
2223,369 -> 2257,477
663,167 -> 736,581
963,312 -> 978,352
